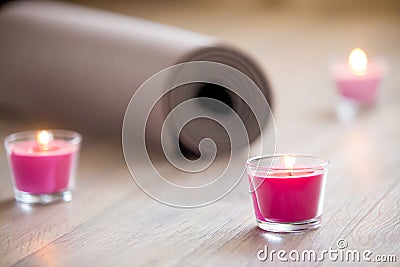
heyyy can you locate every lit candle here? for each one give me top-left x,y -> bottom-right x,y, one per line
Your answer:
36,130 -> 53,151
4,130 -> 81,204
349,48 -> 368,75
247,155 -> 329,233
284,155 -> 295,176
331,48 -> 384,104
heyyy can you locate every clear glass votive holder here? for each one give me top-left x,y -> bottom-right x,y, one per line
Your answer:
247,154 -> 330,233
4,130 -> 82,204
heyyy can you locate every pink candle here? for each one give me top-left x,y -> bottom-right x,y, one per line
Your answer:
331,48 -> 384,104
247,155 -> 329,233
250,170 -> 324,222
5,130 -> 81,204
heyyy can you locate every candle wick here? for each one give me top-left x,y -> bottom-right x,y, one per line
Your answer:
41,144 -> 50,151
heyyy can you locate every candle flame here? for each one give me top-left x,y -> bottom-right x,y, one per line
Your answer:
36,130 -> 53,146
284,155 -> 295,170
348,48 -> 368,76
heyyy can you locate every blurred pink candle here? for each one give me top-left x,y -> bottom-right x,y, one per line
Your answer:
5,130 -> 81,204
10,135 -> 74,194
331,48 -> 384,104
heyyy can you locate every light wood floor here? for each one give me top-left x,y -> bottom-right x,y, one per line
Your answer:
1,1 -> 399,266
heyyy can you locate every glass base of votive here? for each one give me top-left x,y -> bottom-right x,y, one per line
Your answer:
14,189 -> 72,204
256,216 -> 321,233
336,97 -> 374,123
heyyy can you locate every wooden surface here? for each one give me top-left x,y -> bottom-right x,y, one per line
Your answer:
1,2 -> 400,266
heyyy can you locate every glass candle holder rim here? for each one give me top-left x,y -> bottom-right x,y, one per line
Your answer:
4,129 -> 82,147
247,154 -> 330,171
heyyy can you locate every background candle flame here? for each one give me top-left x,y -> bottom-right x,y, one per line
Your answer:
348,48 -> 368,76
36,130 -> 52,146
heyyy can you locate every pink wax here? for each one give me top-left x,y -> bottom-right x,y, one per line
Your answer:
248,176 -> 264,221
9,140 -> 77,194
249,169 -> 325,222
331,62 -> 383,104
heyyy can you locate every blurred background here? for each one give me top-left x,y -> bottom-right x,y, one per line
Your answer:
66,0 -> 400,150
1,0 -> 399,150
64,0 -> 400,84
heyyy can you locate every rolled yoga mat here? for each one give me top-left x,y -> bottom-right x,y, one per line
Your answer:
0,0 -> 273,155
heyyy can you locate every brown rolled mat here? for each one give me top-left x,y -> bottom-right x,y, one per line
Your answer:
0,0 -> 273,155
